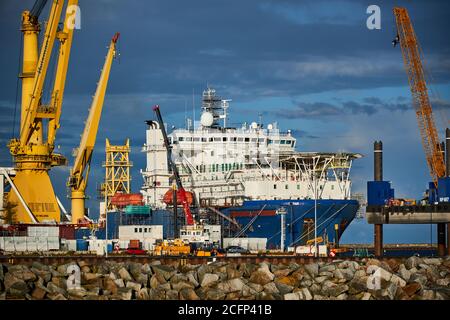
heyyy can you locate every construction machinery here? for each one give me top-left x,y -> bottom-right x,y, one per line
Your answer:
7,0 -> 78,223
152,105 -> 195,225
153,239 -> 191,256
67,33 -> 120,224
393,7 -> 446,187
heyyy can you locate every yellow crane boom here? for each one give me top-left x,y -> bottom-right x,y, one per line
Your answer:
393,7 -> 446,186
7,0 -> 78,223
68,33 -> 120,224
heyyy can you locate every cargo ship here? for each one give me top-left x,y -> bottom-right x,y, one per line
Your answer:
140,87 -> 362,249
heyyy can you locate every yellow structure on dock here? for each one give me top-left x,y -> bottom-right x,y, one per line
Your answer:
7,0 -> 78,223
100,139 -> 132,221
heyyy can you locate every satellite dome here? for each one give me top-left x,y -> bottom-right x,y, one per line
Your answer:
200,112 -> 214,127
251,122 -> 258,129
267,123 -> 273,130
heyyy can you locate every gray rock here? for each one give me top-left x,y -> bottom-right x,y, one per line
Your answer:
299,279 -> 313,287
304,263 -> 319,277
149,275 -> 159,289
422,290 -> 435,300
381,282 -> 398,300
114,278 -> 125,288
152,265 -> 176,281
158,283 -> 171,291
284,292 -> 302,300
300,287 -> 313,300
206,288 -> 226,300
405,256 -> 423,269
274,281 -> 293,294
309,283 -> 321,295
117,287 -> 132,300
148,288 -> 165,300
68,288 -> 87,298
247,282 -> 264,293
314,276 -> 329,284
348,276 -> 368,294
249,264 -> 274,286
180,288 -> 200,300
398,265 -> 411,282
4,273 -> 29,296
32,261 -> 50,271
391,274 -> 407,287
166,289 -> 179,300
186,272 -> 199,287
141,263 -> 152,275
217,278 -> 245,293
410,273 -> 427,286
423,258 -> 442,265
334,268 -> 354,281
126,281 -> 141,292
319,264 -> 336,273
263,282 -> 279,294
321,281 -> 349,297
47,282 -> 66,295
336,293 -> 348,300
172,281 -> 195,292
49,293 -> 67,300
118,267 -> 132,281
201,273 -> 219,288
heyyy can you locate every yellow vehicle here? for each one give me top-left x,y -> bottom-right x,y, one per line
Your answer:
153,239 -> 191,256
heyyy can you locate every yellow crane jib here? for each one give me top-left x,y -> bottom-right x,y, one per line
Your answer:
68,33 -> 120,224
393,7 -> 446,186
7,0 -> 78,224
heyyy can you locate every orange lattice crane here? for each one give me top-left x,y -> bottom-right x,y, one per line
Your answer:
393,7 -> 446,186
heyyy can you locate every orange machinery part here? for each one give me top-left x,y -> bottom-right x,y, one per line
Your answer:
162,189 -> 194,206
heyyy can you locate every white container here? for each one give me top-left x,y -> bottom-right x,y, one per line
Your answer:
118,225 -> 163,241
223,237 -> 267,251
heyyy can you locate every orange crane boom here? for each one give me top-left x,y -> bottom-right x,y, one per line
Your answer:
393,7 -> 446,186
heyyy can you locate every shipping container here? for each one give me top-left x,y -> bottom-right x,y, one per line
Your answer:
223,238 -> 267,251
76,239 -> 89,251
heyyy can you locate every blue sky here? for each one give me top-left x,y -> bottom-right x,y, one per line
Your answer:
1,0 -> 450,244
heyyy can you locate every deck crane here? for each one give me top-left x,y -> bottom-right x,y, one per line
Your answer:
7,0 -> 79,223
152,105 -> 195,225
67,33 -> 120,224
393,7 -> 446,187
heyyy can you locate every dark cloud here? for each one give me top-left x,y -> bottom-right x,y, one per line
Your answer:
290,129 -> 320,140
275,96 -> 418,119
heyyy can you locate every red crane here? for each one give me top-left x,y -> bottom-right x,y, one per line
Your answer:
393,7 -> 446,186
152,105 -> 195,225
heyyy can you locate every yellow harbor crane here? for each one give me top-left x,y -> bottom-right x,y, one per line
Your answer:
7,0 -> 78,223
67,33 -> 120,224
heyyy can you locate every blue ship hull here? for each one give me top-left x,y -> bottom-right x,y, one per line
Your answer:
221,199 -> 359,249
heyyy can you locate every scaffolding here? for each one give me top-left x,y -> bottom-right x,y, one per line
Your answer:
100,139 -> 132,222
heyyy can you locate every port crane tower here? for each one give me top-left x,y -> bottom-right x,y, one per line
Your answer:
7,0 -> 79,223
152,105 -> 195,225
393,7 -> 446,186
67,33 -> 120,224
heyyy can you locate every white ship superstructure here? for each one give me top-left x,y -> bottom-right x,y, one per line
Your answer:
141,88 -> 361,208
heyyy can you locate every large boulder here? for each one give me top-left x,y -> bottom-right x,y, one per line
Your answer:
200,273 -> 219,288
4,273 -> 29,297
249,264 -> 274,286
152,265 -> 176,281
304,263 -> 319,277
205,288 -> 226,300
118,268 -> 132,282
217,278 -> 245,293
180,288 -> 200,300
405,256 -> 423,270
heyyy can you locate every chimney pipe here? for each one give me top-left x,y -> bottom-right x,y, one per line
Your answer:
374,141 -> 383,181
446,128 -> 450,177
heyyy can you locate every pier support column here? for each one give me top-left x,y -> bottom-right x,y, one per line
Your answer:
438,223 -> 446,256
447,224 -> 450,256
374,224 -> 383,257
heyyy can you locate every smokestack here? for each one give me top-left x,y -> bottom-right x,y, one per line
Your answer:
374,141 -> 383,181
446,128 -> 450,177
